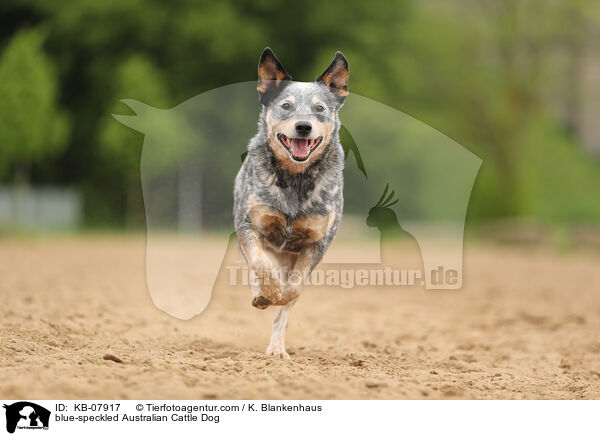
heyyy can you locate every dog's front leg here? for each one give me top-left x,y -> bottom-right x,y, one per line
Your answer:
266,298 -> 297,359
239,232 -> 283,308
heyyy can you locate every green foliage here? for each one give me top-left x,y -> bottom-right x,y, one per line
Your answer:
0,28 -> 69,178
0,0 -> 599,228
99,55 -> 170,174
98,55 -> 172,225
518,115 -> 600,223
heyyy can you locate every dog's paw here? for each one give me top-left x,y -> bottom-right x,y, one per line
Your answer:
250,257 -> 284,301
266,342 -> 290,360
252,295 -> 272,309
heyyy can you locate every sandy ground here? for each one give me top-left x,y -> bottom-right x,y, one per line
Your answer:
0,235 -> 599,399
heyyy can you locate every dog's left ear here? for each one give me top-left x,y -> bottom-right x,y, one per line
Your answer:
316,51 -> 349,104
258,47 -> 292,105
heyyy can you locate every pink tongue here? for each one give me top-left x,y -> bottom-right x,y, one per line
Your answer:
290,138 -> 309,157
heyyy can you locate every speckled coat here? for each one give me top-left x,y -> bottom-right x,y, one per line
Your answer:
233,48 -> 348,310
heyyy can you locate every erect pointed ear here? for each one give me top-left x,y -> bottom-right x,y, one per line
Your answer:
316,51 -> 349,102
257,47 -> 292,105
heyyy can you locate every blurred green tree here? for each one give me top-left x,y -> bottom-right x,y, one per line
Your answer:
0,27 -> 69,225
1,0 -> 600,231
98,55 -> 171,226
0,28 -> 69,182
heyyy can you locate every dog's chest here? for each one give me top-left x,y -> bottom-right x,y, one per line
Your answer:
248,194 -> 334,252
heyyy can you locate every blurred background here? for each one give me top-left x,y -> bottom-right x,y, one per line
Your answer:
1,0 -> 600,249
1,1 -> 600,401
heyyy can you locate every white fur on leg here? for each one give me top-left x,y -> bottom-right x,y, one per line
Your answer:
266,299 -> 297,359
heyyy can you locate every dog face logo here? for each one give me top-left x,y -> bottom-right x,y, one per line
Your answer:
3,402 -> 50,434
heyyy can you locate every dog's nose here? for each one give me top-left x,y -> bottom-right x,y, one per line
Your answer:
295,121 -> 312,136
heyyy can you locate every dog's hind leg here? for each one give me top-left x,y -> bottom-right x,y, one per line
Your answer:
266,298 -> 297,359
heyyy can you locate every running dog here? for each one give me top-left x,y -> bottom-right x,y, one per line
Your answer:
233,48 -> 348,358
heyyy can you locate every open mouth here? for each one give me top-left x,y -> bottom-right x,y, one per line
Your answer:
277,133 -> 323,162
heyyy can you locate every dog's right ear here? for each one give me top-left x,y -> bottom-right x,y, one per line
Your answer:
257,47 -> 292,105
316,51 -> 349,106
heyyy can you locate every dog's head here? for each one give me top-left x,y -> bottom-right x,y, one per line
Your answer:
257,47 -> 348,172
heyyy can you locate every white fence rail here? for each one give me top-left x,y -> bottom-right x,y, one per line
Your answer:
0,186 -> 81,231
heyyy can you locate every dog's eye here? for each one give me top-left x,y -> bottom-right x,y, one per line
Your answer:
315,104 -> 325,113
281,102 -> 292,110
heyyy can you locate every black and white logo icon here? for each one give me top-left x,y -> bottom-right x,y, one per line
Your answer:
2,402 -> 50,434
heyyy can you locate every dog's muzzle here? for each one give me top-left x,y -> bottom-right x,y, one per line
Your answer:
277,133 -> 323,162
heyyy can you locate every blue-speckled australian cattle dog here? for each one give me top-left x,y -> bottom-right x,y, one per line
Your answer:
233,48 -> 348,358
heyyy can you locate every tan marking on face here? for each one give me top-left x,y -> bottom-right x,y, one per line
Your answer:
267,135 -> 311,173
312,96 -> 321,105
305,118 -> 334,164
266,111 -> 307,173
266,109 -> 297,137
257,81 -> 268,93
266,110 -> 336,173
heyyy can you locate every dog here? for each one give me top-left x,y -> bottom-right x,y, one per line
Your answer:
233,47 -> 348,358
